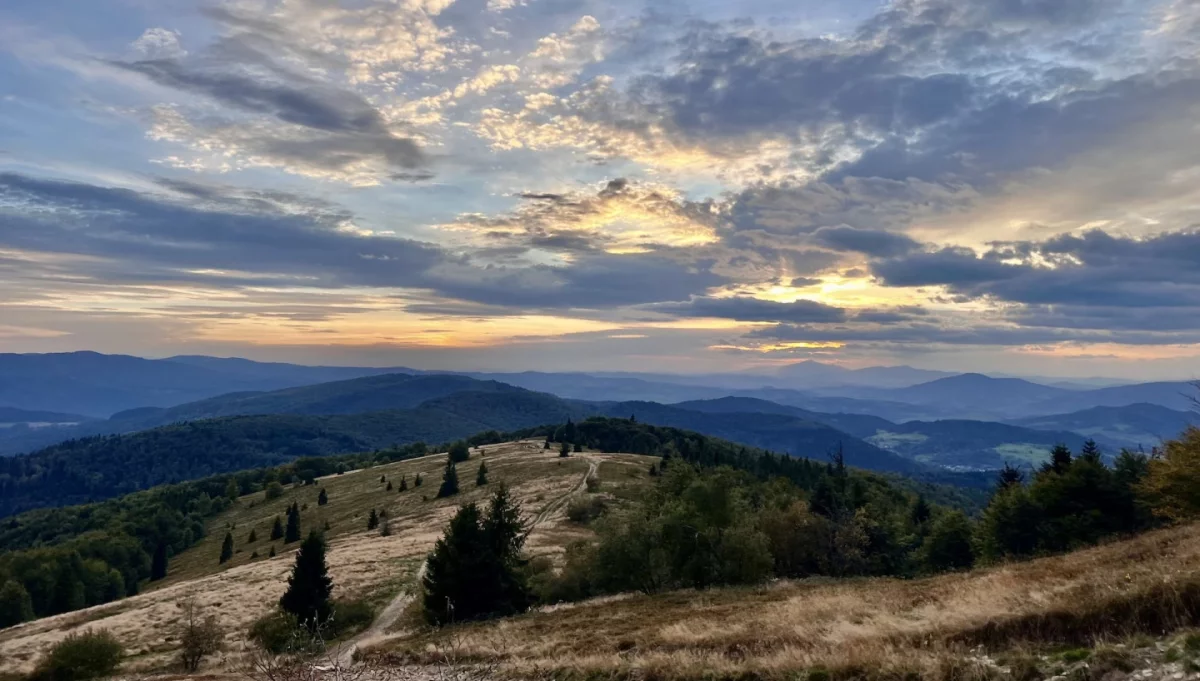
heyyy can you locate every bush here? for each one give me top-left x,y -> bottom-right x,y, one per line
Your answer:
31,630 -> 123,681
265,482 -> 285,500
566,496 -> 608,524
328,599 -> 375,638
249,611 -> 307,654
177,598 -> 223,672
584,474 -> 601,493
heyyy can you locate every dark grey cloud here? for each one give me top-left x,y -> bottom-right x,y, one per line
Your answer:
746,319 -> 1200,347
0,172 -> 723,310
811,225 -> 922,257
648,296 -> 849,324
871,229 -> 1200,311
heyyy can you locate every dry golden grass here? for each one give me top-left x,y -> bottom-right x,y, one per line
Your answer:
372,522 -> 1200,681
0,442 -> 656,676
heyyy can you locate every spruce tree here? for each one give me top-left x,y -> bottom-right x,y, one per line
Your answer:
1045,444 -> 1073,474
543,437 -> 551,450
269,546 -> 276,558
270,516 -> 284,540
219,532 -> 234,564
279,531 -> 333,630
564,419 -> 576,443
422,486 -> 531,625
387,481 -> 393,491
367,509 -> 379,530
415,473 -> 423,487
573,442 -> 583,453
150,541 -> 169,581
559,441 -> 570,458
247,529 -> 257,543
1080,439 -> 1102,462
317,488 -> 328,506
438,459 -> 459,498
996,462 -> 1025,490
0,580 -> 34,628
284,503 -> 302,543
225,478 -> 240,501
400,475 -> 408,491
476,460 -> 489,486
380,474 -> 386,483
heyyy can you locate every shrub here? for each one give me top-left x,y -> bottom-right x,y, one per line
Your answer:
566,496 -> 608,524
31,630 -> 123,681
177,598 -> 223,672
249,611 -> 306,654
584,474 -> 601,493
265,482 -> 285,500
328,599 -> 375,638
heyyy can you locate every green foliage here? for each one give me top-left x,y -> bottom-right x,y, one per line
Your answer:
317,488 -> 328,506
270,516 -> 284,540
476,459 -> 489,486
284,502 -> 301,543
249,611 -> 304,654
422,486 -> 532,625
559,440 -> 570,457
399,474 -> 408,491
448,440 -> 471,463
0,579 -> 34,628
367,509 -> 379,531
279,531 -> 333,630
921,511 -> 975,572
978,441 -> 1156,562
219,532 -> 234,564
565,496 -> 608,524
264,481 -> 284,500
415,472 -> 423,487
150,542 -> 168,582
225,478 -> 240,502
1141,426 -> 1200,521
31,630 -> 123,681
437,458 -> 459,498
247,528 -> 257,543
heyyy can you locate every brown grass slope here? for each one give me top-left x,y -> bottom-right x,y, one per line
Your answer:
373,521 -> 1200,681
0,442 -> 656,676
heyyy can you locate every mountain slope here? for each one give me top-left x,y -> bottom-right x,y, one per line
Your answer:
1011,403 -> 1197,450
0,351 -> 412,417
866,419 -> 1091,469
0,373 -> 525,455
598,401 -> 925,473
0,407 -> 91,424
0,389 -> 594,517
672,396 -> 897,438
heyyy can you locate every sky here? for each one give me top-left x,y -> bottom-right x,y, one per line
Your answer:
1,0 -> 1199,379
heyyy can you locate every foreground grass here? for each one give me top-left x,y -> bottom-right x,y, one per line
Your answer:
371,521 -> 1200,681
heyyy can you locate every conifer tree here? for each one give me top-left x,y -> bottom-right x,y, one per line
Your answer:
270,516 -> 284,540
400,474 -> 408,491
317,488 -> 328,506
996,462 -> 1025,491
219,532 -> 234,564
559,440 -> 570,458
476,460 -> 489,486
367,509 -> 379,530
279,531 -> 333,630
422,486 -> 531,625
150,541 -> 169,581
574,442 -> 583,453
284,503 -> 302,543
438,459 -> 460,498
247,528 -> 257,543
269,546 -> 276,558
225,478 -> 240,501
564,419 -> 577,443
1045,444 -> 1073,474
1080,439 -> 1102,462
380,474 -> 386,483
387,481 -> 393,491
910,495 -> 932,527
543,437 -> 551,450
415,473 -> 423,487
0,580 -> 34,628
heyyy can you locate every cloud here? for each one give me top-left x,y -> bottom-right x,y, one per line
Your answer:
649,296 -> 849,324
811,225 -> 922,257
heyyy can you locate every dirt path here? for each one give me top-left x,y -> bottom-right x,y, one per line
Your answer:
337,453 -> 597,665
